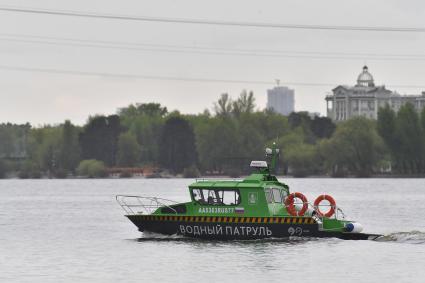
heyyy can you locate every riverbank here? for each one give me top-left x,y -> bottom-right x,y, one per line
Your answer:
2,172 -> 425,179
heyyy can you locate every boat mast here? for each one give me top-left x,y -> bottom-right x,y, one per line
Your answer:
250,143 -> 279,176
266,142 -> 280,175
271,142 -> 279,171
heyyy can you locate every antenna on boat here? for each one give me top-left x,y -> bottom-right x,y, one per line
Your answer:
265,142 -> 279,173
250,143 -> 279,175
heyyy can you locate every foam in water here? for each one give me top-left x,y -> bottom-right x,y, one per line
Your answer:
136,231 -> 425,244
135,231 -> 187,241
375,231 -> 425,244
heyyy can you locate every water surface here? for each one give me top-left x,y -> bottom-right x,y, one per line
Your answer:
1,178 -> 424,282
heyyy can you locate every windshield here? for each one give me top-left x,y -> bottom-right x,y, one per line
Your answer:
191,189 -> 240,205
265,187 -> 288,204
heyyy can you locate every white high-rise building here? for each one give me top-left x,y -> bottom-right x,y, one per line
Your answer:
267,86 -> 295,116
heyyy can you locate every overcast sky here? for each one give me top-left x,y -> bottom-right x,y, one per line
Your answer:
0,0 -> 424,125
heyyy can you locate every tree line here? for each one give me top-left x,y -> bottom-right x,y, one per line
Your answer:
1,91 -> 425,178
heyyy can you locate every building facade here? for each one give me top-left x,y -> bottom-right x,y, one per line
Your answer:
325,66 -> 425,121
267,86 -> 295,116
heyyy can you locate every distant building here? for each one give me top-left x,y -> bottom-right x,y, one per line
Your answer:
325,66 -> 425,122
267,86 -> 295,116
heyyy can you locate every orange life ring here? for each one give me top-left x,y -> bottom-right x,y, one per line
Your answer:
314,195 -> 336,218
284,192 -> 308,216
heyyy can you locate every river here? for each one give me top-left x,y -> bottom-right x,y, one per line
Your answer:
0,178 -> 424,282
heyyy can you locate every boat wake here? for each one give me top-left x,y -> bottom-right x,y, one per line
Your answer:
132,232 -> 321,243
375,231 -> 425,244
130,231 -> 425,244
133,232 -> 189,242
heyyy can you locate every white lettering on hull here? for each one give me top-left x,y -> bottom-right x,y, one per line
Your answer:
197,207 -> 235,214
179,225 -> 272,237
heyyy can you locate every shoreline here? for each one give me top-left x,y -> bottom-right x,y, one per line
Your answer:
2,173 -> 425,179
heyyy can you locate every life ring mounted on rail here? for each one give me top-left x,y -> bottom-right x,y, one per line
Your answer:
313,194 -> 336,218
284,192 -> 309,216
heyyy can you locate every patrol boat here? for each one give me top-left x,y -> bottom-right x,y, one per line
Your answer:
116,144 -> 381,240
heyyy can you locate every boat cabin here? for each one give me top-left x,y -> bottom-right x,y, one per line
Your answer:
187,172 -> 290,217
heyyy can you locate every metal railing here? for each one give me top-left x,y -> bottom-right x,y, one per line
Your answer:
292,200 -> 346,220
116,195 -> 179,215
289,201 -> 347,231
195,178 -> 243,182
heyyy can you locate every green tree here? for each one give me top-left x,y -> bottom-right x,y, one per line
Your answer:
232,115 -> 265,173
232,90 -> 255,116
18,160 -> 41,179
0,123 -> 31,159
288,112 -> 311,129
59,120 -> 81,172
117,132 -> 141,167
287,112 -> 315,143
0,126 -> 15,158
118,102 -> 167,124
276,128 -> 305,174
214,93 -> 233,117
285,143 -> 320,177
31,126 -> 62,174
255,111 -> 290,141
421,107 -> 425,170
119,103 -> 167,165
0,159 -> 8,178
79,115 -> 122,166
195,117 -> 240,173
421,107 -> 425,133
136,103 -> 167,116
320,117 -> 385,177
311,116 -> 336,139
377,105 -> 396,148
394,103 -> 424,173
77,159 -> 107,178
183,165 -> 201,178
377,105 -> 397,170
159,116 -> 198,174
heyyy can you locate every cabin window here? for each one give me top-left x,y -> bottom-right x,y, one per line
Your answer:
265,188 -> 274,203
265,188 -> 286,204
192,189 -> 204,203
281,190 -> 288,201
219,190 -> 240,205
191,189 -> 241,206
272,188 -> 282,203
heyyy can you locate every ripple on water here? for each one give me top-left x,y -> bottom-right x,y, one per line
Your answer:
2,178 -> 425,282
375,231 -> 425,244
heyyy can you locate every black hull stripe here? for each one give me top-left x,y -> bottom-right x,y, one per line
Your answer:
128,215 -> 316,224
